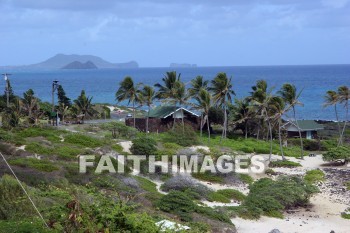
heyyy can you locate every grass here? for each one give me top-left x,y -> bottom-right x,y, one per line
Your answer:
9,158 -> 59,172
207,192 -> 231,203
341,208 -> 350,220
216,189 -> 246,202
304,170 -> 325,184
64,133 -> 105,148
238,174 -> 254,184
345,181 -> 350,191
269,160 -> 302,168
192,171 -> 225,183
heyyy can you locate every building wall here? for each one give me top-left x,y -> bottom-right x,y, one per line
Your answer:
125,116 -> 200,133
287,130 -> 318,139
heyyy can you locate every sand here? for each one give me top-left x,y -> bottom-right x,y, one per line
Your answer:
118,141 -> 132,154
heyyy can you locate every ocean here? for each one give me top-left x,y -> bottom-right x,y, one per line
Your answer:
0,65 -> 349,121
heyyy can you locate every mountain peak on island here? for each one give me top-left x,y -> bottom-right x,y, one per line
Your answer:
24,54 -> 139,69
62,60 -> 98,69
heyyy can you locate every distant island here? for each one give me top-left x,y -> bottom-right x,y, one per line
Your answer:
0,54 -> 139,70
62,61 -> 98,69
170,63 -> 197,68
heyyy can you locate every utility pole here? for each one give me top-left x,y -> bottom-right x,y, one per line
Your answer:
52,80 -> 59,126
2,73 -> 11,108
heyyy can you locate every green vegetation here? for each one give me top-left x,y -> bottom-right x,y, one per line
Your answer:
192,171 -> 225,183
341,208 -> 350,220
64,133 -> 104,148
323,146 -> 350,163
130,136 -> 157,155
234,176 -> 318,219
216,189 -> 246,202
165,124 -> 199,147
238,174 -> 254,184
344,181 -> 350,190
8,158 -> 59,172
207,192 -> 231,203
304,169 -> 325,184
269,160 -> 302,168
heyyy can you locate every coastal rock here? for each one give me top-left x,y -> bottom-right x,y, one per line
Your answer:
269,229 -> 281,233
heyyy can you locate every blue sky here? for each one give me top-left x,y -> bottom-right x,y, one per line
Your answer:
0,0 -> 349,67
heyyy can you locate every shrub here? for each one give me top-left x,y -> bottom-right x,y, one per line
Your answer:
238,174 -> 254,184
345,181 -> 350,191
64,133 -> 104,148
0,175 -> 34,220
161,176 -> 211,196
192,172 -> 225,183
157,191 -> 196,221
130,136 -> 157,155
241,176 -> 318,219
304,169 -> 325,184
166,125 -> 199,147
25,142 -> 53,155
9,158 -> 59,172
269,160 -> 302,168
216,189 -> 246,202
16,127 -> 64,143
100,122 -> 137,139
323,146 -> 350,163
341,208 -> 350,220
0,219 -> 51,233
265,168 -> 277,176
55,146 -> 82,160
207,192 -> 230,203
0,142 -> 16,155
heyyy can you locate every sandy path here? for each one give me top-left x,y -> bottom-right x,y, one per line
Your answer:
118,141 -> 132,154
232,194 -> 350,233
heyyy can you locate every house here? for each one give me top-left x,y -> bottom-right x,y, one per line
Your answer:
282,120 -> 324,139
125,106 -> 200,132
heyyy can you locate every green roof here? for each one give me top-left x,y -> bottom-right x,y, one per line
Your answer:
147,106 -> 198,118
287,120 -> 324,131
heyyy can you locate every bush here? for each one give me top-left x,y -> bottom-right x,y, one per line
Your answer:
207,192 -> 231,203
130,136 -> 157,155
192,172 -> 225,183
9,158 -> 59,172
345,181 -> 350,191
166,125 -> 199,147
304,169 -> 325,184
241,176 -> 318,219
157,191 -> 196,221
341,208 -> 350,220
25,142 -> 53,155
265,168 -> 277,176
16,127 -> 64,143
0,175 -> 34,220
100,122 -> 137,139
269,160 -> 302,168
64,133 -> 104,148
238,174 -> 254,184
216,189 -> 246,202
161,176 -> 211,196
323,146 -> 350,163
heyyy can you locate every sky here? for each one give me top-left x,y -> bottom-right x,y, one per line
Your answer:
0,0 -> 349,67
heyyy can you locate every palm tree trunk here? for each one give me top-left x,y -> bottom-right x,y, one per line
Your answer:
146,105 -> 150,133
181,108 -> 185,135
207,115 -> 211,143
245,121 -> 248,139
339,101 -> 348,146
173,105 -> 177,130
200,114 -> 203,138
133,101 -> 136,128
335,104 -> 341,146
278,119 -> 285,160
256,124 -> 260,140
222,105 -> 227,140
293,107 -> 304,159
268,119 -> 273,162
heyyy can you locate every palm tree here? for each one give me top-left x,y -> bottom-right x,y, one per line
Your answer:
323,90 -> 341,145
139,85 -> 156,133
188,76 -> 208,97
22,89 -> 38,123
271,96 -> 287,160
278,84 -> 304,159
250,88 -> 276,161
74,90 -> 94,123
337,86 -> 350,146
249,80 -> 268,140
193,89 -> 212,142
230,98 -> 252,139
189,76 -> 209,136
171,81 -> 190,133
155,71 -> 181,128
210,72 -> 235,139
116,76 -> 141,128
58,102 -> 69,123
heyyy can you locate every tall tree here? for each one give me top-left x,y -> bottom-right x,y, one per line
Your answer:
337,86 -> 350,146
188,76 -> 209,136
57,85 -> 71,107
22,89 -> 38,121
323,90 -> 341,145
193,89 -> 212,142
115,76 -> 141,128
155,71 -> 181,128
210,72 -> 235,139
74,90 -> 94,123
171,81 -> 190,133
139,85 -> 156,133
271,96 -> 287,160
230,98 -> 252,139
279,84 -> 304,159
